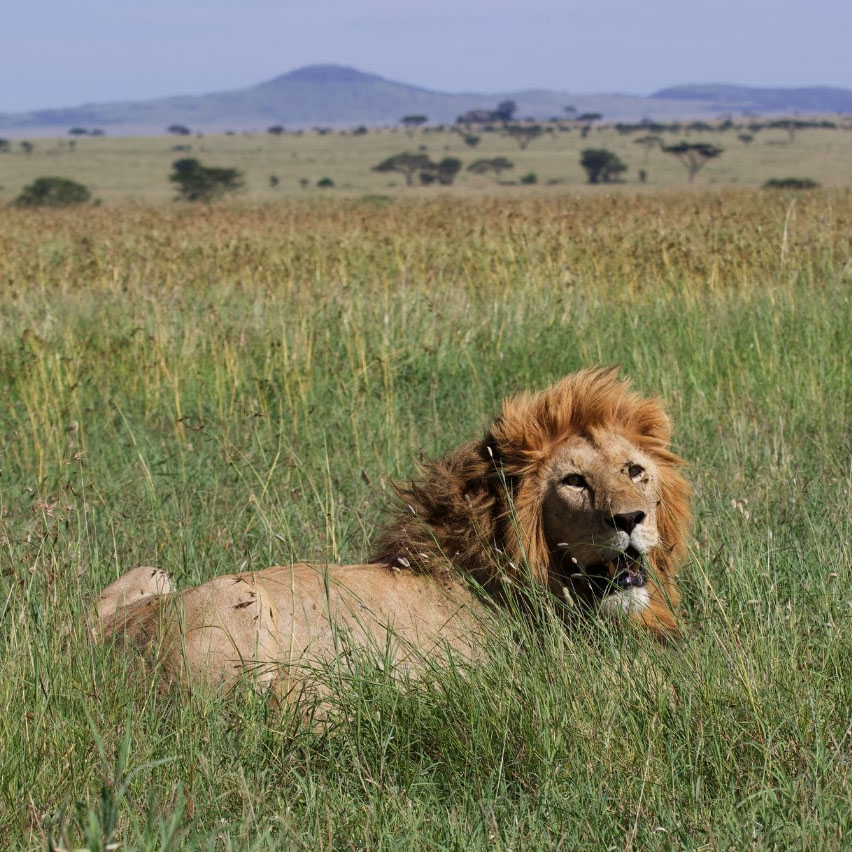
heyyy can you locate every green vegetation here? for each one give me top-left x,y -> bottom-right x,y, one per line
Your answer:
763,176 -> 821,190
662,141 -> 724,183
169,157 -> 243,202
580,148 -> 627,183
14,175 -> 91,207
0,117 -> 850,202
400,114 -> 428,132
372,153 -> 462,187
420,156 -> 462,186
372,151 -> 432,186
467,156 -> 515,181
503,123 -> 544,149
2,190 -> 852,847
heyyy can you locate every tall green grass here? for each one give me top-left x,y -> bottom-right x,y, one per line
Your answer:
2,190 -> 851,848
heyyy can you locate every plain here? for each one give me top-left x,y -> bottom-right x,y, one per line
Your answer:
1,119 -> 852,203
1,188 -> 852,848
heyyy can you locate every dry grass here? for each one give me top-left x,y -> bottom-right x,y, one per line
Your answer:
1,121 -> 851,203
2,188 -> 852,848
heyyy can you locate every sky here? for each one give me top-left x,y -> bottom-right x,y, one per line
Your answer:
2,0 -> 851,113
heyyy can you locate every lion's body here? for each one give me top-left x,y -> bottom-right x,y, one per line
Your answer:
97,563 -> 486,693
97,368 -> 691,696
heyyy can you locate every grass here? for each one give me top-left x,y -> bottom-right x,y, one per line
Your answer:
1,188 -> 852,848
1,120 -> 851,203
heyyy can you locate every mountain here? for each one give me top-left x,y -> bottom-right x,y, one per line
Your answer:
652,84 -> 852,114
1,65 -> 850,137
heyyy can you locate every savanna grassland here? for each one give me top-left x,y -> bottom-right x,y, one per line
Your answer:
1,118 -> 851,203
2,188 -> 852,849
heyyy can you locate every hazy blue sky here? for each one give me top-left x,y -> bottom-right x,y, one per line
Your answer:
3,0 -> 850,112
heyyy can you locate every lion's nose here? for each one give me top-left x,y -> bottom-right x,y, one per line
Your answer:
607,511 -> 646,534
615,569 -> 646,589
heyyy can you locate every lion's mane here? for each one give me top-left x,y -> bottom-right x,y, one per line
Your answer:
371,367 -> 691,599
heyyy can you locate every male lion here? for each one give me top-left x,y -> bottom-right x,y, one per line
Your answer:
96,368 -> 690,696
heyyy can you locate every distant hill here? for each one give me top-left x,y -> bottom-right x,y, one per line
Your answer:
653,84 -> 852,114
1,65 -> 850,137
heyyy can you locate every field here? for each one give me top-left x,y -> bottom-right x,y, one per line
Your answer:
2,187 -> 852,848
1,119 -> 851,203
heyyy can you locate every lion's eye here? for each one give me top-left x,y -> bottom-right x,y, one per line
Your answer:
627,464 -> 644,481
563,473 -> 587,489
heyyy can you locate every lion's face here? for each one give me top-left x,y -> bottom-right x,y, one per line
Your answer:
540,429 -> 664,617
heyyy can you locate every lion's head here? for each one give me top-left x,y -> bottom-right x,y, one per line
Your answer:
371,367 -> 691,637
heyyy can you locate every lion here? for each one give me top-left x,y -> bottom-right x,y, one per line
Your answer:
95,367 -> 690,697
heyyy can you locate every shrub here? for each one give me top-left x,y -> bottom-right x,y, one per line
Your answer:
432,157 -> 462,186
14,176 -> 91,207
580,149 -> 627,184
317,177 -> 335,188
762,177 -> 820,190
520,172 -> 537,185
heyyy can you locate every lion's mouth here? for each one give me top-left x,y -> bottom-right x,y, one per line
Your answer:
582,546 -> 646,596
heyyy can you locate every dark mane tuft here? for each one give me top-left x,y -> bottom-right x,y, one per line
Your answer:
370,367 -> 690,597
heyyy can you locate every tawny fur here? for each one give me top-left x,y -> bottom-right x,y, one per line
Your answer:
372,366 -> 690,630
97,367 -> 691,695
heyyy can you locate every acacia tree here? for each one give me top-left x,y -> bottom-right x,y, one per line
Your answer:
503,124 -> 543,150
493,100 -> 517,122
768,118 -> 810,143
169,158 -> 243,201
633,134 -> 662,161
661,142 -> 723,182
401,115 -> 428,136
467,157 -> 515,181
577,112 -> 602,138
579,149 -> 626,183
372,152 -> 433,186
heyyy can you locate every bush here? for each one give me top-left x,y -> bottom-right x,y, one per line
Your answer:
520,172 -> 537,185
580,149 -> 627,184
169,158 -> 243,202
763,177 -> 820,190
14,176 -> 91,207
317,177 -> 335,188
